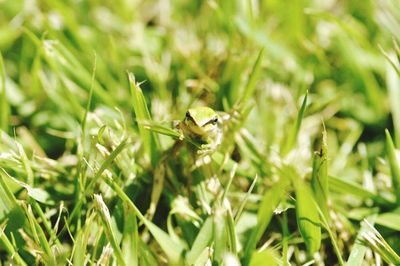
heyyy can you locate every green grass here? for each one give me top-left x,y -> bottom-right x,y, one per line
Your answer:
1,0 -> 400,265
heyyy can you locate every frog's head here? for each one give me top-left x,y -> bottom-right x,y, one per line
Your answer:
184,106 -> 219,136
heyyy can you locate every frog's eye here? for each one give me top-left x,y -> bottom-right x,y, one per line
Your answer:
205,117 -> 218,126
185,112 -> 196,124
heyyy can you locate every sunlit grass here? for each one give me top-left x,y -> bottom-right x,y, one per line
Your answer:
1,0 -> 400,265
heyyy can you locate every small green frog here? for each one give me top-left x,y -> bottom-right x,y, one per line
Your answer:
178,106 -> 223,154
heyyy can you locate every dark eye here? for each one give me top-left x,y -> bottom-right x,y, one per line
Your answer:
185,111 -> 190,118
207,117 -> 218,125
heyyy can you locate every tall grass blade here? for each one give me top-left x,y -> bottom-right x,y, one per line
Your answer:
385,129 -> 400,203
311,127 -> 329,219
94,194 -> 126,266
0,52 -> 9,131
121,202 -> 139,266
281,91 -> 308,155
128,73 -> 160,167
73,213 -> 96,266
295,179 -> 321,256
237,48 -> 264,106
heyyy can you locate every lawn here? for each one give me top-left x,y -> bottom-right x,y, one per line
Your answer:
1,0 -> 400,265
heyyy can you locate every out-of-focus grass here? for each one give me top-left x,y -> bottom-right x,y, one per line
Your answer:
1,0 -> 400,265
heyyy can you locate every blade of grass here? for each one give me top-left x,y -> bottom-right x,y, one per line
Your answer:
17,143 -> 34,186
128,73 -> 160,167
294,178 -> 321,256
317,202 -> 345,266
226,208 -> 238,255
213,210 -> 228,262
236,48 -> 264,107
94,194 -> 126,266
121,202 -> 139,266
249,248 -> 279,266
60,139 -> 130,238
362,220 -> 400,265
23,204 -> 56,265
142,121 -> 181,139
211,152 -> 256,178
281,90 -> 308,156
72,212 -> 96,266
379,44 -> 400,77
104,175 -> 184,264
73,53 -> 97,235
328,175 -> 394,205
0,52 -> 9,131
234,174 -> 258,224
221,162 -> 237,202
0,222 -> 27,266
0,168 -> 20,211
86,138 -> 129,190
281,212 -> 289,266
243,175 -> 289,264
45,38 -> 116,107
30,200 -> 60,247
346,215 -> 377,266
375,212 -> 400,231
381,44 -> 400,146
186,217 -> 213,265
385,129 -> 400,203
311,127 -> 329,219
